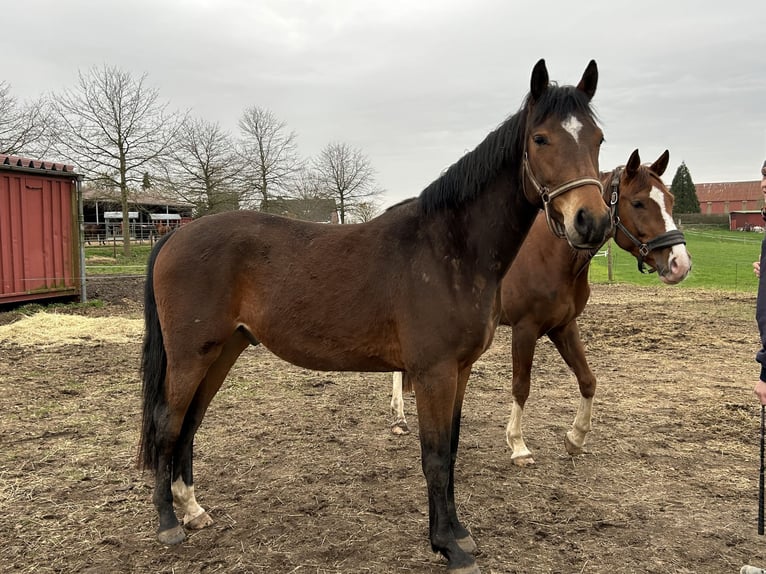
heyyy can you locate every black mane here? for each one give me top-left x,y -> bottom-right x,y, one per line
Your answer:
418,84 -> 597,215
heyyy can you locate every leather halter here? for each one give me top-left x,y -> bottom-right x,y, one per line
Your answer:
523,152 -> 604,238
609,166 -> 687,274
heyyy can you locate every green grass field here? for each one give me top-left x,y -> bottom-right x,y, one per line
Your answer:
83,243 -> 153,276
83,229 -> 765,292
589,228 -> 762,292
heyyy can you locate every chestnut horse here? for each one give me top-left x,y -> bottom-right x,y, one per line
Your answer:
390,150 -> 691,469
139,59 -> 611,573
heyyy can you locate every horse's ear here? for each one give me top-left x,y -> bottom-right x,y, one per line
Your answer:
626,149 -> 641,178
530,59 -> 549,102
576,60 -> 598,101
650,150 -> 670,177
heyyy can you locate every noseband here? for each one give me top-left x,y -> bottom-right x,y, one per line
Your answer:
523,153 -> 604,239
608,167 -> 687,274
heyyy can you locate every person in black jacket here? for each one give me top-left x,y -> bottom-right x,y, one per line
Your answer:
753,160 -> 766,404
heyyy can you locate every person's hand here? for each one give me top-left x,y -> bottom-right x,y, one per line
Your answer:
754,261 -> 761,278
755,379 -> 766,405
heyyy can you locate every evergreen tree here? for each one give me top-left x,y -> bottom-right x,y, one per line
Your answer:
670,161 -> 700,214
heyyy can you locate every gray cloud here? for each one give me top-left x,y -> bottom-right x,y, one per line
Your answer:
3,0 -> 764,206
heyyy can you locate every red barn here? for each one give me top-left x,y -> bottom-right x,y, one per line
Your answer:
0,154 -> 84,304
695,180 -> 761,215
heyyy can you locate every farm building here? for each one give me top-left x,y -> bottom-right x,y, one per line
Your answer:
261,197 -> 339,223
728,210 -> 764,232
694,180 -> 762,215
81,187 -> 193,243
0,154 -> 84,304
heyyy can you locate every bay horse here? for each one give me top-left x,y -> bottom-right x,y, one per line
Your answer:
390,150 -> 692,470
83,223 -> 105,245
140,59 -> 612,573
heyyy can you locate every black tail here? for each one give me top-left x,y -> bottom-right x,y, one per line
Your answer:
139,233 -> 174,472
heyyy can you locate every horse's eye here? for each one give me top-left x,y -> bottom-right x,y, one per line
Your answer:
532,135 -> 548,146
600,136 -> 605,145
631,200 -> 645,209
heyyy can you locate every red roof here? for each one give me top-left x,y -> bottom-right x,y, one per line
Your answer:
0,153 -> 78,175
695,180 -> 761,203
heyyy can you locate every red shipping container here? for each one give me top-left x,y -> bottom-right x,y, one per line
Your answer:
0,154 -> 83,304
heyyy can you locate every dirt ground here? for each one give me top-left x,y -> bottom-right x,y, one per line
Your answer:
2,276 -> 766,573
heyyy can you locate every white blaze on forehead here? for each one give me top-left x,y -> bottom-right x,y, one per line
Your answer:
561,115 -> 583,143
649,186 -> 677,231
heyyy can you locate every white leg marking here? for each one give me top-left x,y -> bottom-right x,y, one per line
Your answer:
506,400 -> 532,461
566,396 -> 593,452
390,372 -> 409,434
171,478 -> 207,525
562,115 -> 583,143
391,372 -> 405,420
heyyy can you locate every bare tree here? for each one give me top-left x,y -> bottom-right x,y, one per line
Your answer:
0,81 -> 51,156
348,200 -> 382,223
50,65 -> 184,255
159,117 -> 243,216
238,106 -> 302,211
313,142 -> 382,223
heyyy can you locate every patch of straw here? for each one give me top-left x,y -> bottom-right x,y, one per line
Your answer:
0,311 -> 143,347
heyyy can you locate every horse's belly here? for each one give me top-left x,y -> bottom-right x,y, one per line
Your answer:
251,328 -> 398,373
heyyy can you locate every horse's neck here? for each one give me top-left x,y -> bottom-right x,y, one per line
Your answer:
459,176 -> 539,280
525,212 -> 610,278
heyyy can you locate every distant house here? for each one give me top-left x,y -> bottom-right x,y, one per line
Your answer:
261,197 -> 339,224
694,180 -> 761,215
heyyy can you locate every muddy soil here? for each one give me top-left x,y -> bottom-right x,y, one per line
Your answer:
1,278 -> 764,573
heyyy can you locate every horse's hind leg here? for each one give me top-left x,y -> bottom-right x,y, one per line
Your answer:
171,333 -> 251,531
153,403 -> 194,545
505,324 -> 537,466
390,372 -> 410,435
548,320 -> 595,455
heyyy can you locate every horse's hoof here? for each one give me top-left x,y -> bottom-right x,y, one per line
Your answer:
158,525 -> 186,545
391,421 -> 410,435
456,534 -> 477,554
564,433 -> 584,455
511,454 -> 536,468
185,511 -> 214,530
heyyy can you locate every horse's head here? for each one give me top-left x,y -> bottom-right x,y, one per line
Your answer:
522,59 -> 611,249
610,149 -> 692,284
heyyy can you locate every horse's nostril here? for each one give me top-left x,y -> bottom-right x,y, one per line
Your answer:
575,208 -> 588,231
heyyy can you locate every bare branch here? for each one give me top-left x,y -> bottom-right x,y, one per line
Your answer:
313,142 -> 382,223
49,64 -> 185,255
237,106 -> 304,210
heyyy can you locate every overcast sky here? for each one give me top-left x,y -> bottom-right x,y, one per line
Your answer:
3,0 -> 764,208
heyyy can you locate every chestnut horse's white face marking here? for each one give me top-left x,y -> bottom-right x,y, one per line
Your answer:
650,185 -> 692,283
650,186 -> 677,231
562,115 -> 583,143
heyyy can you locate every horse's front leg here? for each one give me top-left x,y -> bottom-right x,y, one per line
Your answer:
505,324 -> 538,466
447,366 -> 476,555
548,320 -> 596,455
414,366 -> 479,574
